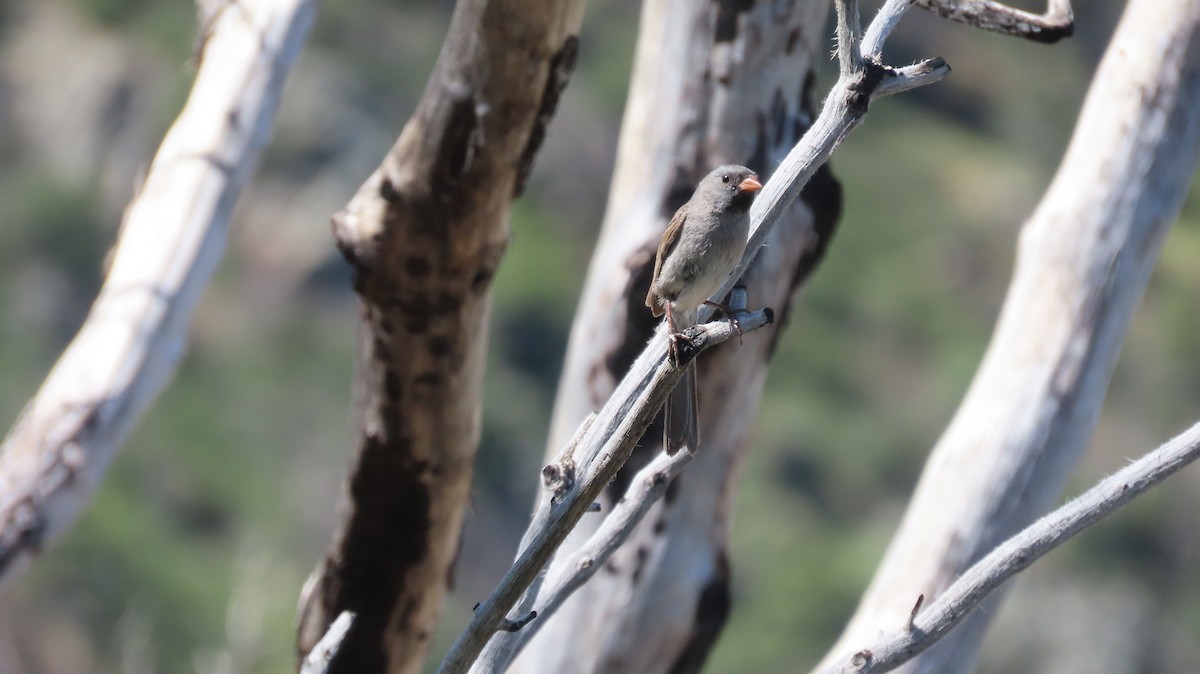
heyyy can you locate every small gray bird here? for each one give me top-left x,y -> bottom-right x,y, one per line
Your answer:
645,165 -> 762,454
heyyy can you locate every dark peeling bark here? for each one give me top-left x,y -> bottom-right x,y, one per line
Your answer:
296,0 -> 586,671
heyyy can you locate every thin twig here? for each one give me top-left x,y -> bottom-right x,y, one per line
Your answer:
504,447 -> 693,659
916,0 -> 1073,43
815,420 -> 1200,674
486,413 -> 596,661
300,611 -> 355,674
862,0 -> 916,60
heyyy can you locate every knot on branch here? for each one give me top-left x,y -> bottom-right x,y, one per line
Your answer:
846,59 -> 889,116
542,460 -> 576,502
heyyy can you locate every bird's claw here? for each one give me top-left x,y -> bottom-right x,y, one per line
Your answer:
704,300 -> 744,344
667,331 -> 685,367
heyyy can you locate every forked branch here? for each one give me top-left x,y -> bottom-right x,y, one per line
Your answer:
437,1 -> 949,672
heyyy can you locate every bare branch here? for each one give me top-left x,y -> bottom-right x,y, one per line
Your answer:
862,0 -> 916,60
816,420 -> 1200,674
874,58 -> 951,98
916,0 -> 1073,43
300,612 -> 355,674
439,3 -> 950,671
476,288 -> 759,672
0,0 -> 314,589
501,443 -> 693,661
437,309 -> 773,674
820,0 -> 1200,669
835,0 -> 864,73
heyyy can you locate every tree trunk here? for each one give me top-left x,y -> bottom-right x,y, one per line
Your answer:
515,1 -> 838,672
819,0 -> 1200,670
295,1 -> 585,672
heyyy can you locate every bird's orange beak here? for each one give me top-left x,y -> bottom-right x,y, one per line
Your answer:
738,175 -> 763,193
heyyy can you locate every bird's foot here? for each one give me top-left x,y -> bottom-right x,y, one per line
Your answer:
667,331 -> 685,367
703,300 -> 744,343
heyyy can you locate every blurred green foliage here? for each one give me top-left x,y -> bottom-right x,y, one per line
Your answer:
2,0 -> 1199,672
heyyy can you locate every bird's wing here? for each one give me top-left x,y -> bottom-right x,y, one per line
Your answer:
645,204 -> 688,315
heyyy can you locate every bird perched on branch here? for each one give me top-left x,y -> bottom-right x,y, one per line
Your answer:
645,164 -> 762,454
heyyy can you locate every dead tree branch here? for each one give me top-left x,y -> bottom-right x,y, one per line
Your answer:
0,0 -> 314,590
820,0 -> 1200,670
916,0 -> 1074,42
816,419 -> 1200,674
301,612 -> 356,674
438,1 -> 949,672
439,308 -> 774,674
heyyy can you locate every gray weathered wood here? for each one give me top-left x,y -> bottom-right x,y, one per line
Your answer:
819,0 -> 1200,671
0,0 -> 314,591
916,0 -> 1074,43
504,1 -> 946,673
817,419 -> 1200,674
441,309 -> 773,674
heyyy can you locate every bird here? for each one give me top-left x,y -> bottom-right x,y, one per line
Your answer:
645,164 -> 762,454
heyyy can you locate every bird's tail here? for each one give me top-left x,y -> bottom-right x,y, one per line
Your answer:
664,306 -> 699,455
664,362 -> 698,455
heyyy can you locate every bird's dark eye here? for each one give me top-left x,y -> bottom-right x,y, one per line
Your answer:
721,174 -> 731,184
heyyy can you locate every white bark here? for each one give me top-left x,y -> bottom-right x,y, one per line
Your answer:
816,419 -> 1200,674
440,310 -> 773,674
301,612 -> 356,674
0,0 -> 314,589
820,0 -> 1200,671
496,1 -> 945,672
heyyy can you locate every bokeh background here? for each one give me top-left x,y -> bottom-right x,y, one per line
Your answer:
1,0 -> 1198,672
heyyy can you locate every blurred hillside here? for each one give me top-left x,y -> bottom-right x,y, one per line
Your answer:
0,0 -> 1198,672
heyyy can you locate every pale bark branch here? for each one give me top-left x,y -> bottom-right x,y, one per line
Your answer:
710,0 -> 947,330
0,0 -> 314,590
836,0 -> 865,72
916,0 -> 1073,43
440,1 -> 949,672
301,612 -> 356,674
501,424 -> 693,659
815,420 -> 1200,674
475,286 -> 755,672
439,308 -> 774,674
821,0 -> 1200,670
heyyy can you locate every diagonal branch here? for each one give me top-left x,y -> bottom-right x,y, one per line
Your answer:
916,0 -> 1073,43
301,612 -> 356,674
437,309 -> 773,674
474,286 -> 756,673
0,0 -> 314,590
819,0 -> 1200,670
815,420 -> 1200,674
436,1 -> 950,672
